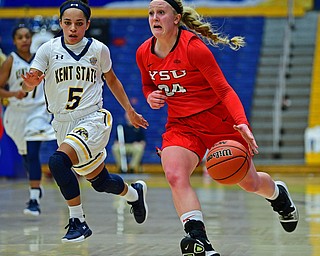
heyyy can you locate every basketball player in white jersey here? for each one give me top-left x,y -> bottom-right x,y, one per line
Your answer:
0,25 -> 56,216
22,0 -> 149,243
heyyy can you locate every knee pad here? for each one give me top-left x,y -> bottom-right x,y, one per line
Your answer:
48,151 -> 80,200
89,167 -> 125,195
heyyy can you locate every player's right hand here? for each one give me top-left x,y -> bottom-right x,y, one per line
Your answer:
233,124 -> 259,156
147,90 -> 167,109
21,71 -> 45,92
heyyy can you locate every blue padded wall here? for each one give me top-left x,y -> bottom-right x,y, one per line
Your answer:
0,0 -> 249,7
0,16 -> 264,170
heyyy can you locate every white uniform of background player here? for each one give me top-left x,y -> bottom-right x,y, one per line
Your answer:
31,37 -> 112,175
3,52 -> 55,155
1,26 -> 56,216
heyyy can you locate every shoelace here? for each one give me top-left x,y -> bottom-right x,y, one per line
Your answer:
27,199 -> 38,208
189,230 -> 213,249
270,198 -> 294,217
64,219 -> 77,230
129,201 -> 142,215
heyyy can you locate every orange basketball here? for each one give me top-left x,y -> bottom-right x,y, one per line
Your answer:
206,140 -> 250,185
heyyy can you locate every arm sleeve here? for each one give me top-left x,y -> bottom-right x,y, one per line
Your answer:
188,39 -> 249,126
136,47 -> 157,99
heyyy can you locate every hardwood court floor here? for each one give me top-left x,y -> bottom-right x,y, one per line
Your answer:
0,172 -> 319,256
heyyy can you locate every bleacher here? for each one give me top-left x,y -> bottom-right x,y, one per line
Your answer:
0,0 -> 317,176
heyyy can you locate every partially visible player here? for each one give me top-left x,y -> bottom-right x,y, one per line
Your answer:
22,0 -> 149,243
0,48 -> 6,66
0,24 -> 56,216
0,48 -> 6,139
136,0 -> 299,255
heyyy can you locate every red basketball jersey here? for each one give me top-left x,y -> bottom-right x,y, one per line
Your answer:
136,29 -> 248,126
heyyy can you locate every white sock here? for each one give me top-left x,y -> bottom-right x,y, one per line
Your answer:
267,182 -> 279,200
123,184 -> 138,202
30,188 -> 41,203
180,210 -> 204,227
68,204 -> 85,222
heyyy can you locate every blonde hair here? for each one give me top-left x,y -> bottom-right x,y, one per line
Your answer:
174,0 -> 245,51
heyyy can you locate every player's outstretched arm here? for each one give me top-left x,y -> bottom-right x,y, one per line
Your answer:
103,68 -> 149,129
21,68 -> 45,92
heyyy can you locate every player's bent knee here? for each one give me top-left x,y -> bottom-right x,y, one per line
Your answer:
48,151 -> 80,200
48,151 -> 73,186
89,167 -> 125,195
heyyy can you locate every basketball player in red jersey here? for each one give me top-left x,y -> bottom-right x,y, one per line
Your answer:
136,0 -> 299,255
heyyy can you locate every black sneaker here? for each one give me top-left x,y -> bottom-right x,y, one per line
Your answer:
61,218 -> 92,243
23,199 -> 41,216
127,180 -> 148,224
181,220 -> 220,256
39,186 -> 43,199
266,181 -> 299,232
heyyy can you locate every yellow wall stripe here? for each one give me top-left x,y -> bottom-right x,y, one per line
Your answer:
309,14 -> 320,127
0,0 -> 312,18
306,14 -> 320,165
0,5 -> 308,19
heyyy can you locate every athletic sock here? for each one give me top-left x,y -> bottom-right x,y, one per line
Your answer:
68,204 -> 85,222
180,210 -> 204,227
30,187 -> 41,204
266,182 -> 280,200
123,183 -> 138,202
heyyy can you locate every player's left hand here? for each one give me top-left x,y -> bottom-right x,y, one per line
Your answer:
233,124 -> 259,156
127,109 -> 149,129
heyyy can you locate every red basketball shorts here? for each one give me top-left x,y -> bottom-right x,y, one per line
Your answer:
162,103 -> 249,162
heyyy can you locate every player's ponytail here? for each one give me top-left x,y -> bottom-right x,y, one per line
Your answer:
176,0 -> 245,50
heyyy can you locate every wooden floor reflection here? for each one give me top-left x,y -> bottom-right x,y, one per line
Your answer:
0,172 -> 319,256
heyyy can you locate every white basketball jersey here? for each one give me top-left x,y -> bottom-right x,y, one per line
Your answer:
7,52 -> 45,107
31,37 -> 112,115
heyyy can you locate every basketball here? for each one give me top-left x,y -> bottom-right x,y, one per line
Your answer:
206,140 -> 250,185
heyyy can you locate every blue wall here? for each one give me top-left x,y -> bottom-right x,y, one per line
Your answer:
0,0 -> 116,7
104,17 -> 264,164
0,0 -> 249,7
0,16 -> 264,176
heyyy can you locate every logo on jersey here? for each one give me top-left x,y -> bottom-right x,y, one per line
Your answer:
56,55 -> 64,59
73,127 -> 89,140
149,70 -> 187,96
90,57 -> 97,65
55,66 -> 97,84
149,70 -> 187,81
